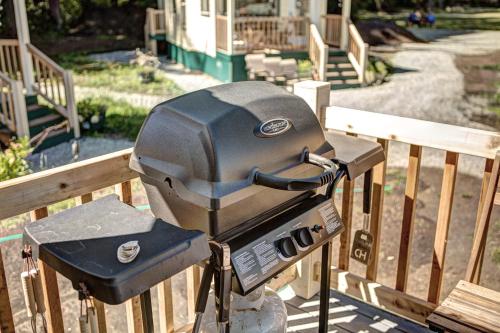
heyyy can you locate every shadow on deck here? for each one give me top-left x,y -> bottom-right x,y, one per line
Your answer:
284,290 -> 431,333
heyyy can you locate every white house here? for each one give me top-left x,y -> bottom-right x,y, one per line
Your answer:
145,0 -> 368,87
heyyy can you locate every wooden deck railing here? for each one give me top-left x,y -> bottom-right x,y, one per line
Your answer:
146,8 -> 166,37
233,16 -> 309,52
1,82 -> 500,331
0,40 -> 22,82
346,20 -> 368,83
0,72 -> 29,137
27,44 -> 80,139
323,14 -> 342,47
308,24 -> 328,82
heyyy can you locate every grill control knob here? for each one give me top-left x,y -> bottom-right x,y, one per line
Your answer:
311,224 -> 323,233
293,228 -> 314,248
276,237 -> 297,258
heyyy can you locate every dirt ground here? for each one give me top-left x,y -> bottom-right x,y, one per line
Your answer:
2,164 -> 499,331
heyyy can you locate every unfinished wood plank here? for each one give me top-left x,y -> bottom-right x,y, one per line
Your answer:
366,138 -> 388,281
185,266 -> 196,323
428,151 -> 459,304
0,148 -> 136,220
158,279 -> 175,333
116,181 -> 133,205
325,106 -> 500,159
338,176 -> 355,271
427,313 -> 482,333
466,153 -> 500,283
0,247 -> 15,333
31,207 -> 65,333
126,296 -> 145,333
192,265 -> 201,301
396,144 -> 422,292
331,268 -> 435,323
467,158 -> 494,284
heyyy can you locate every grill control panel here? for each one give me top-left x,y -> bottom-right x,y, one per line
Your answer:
229,195 -> 343,295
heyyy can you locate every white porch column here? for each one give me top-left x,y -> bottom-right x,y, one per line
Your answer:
226,0 -> 234,54
308,0 -> 327,28
13,0 -> 34,95
340,0 -> 351,51
291,81 -> 331,299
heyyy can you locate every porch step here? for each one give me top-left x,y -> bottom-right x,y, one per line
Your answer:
324,49 -> 361,90
326,70 -> 358,80
328,49 -> 347,57
27,105 -> 54,121
27,104 -> 73,152
25,95 -> 38,106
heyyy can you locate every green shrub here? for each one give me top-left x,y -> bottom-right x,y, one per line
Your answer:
0,137 -> 33,182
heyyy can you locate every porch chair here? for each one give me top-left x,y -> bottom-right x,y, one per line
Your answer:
426,151 -> 500,333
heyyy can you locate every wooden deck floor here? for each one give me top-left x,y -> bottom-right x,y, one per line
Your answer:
284,290 -> 431,333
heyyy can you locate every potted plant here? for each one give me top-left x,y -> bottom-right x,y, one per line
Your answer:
77,98 -> 107,132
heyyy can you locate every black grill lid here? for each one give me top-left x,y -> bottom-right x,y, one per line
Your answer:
130,82 -> 333,209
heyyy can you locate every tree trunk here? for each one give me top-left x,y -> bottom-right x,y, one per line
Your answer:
48,0 -> 63,29
373,0 -> 383,12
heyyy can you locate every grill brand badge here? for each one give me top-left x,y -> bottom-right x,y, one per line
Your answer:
256,118 -> 292,137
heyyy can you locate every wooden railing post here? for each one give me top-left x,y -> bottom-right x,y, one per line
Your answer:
13,0 -> 34,94
227,0 -> 234,54
30,207 -> 65,333
63,70 -> 80,139
12,80 -> 29,138
290,80 -> 331,298
359,43 -> 369,84
0,248 -> 15,333
340,0 -> 351,51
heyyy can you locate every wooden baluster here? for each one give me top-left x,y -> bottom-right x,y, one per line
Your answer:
10,46 -> 19,79
338,133 -> 357,271
466,155 -> 499,284
0,247 -> 15,333
6,90 -> 15,130
0,47 -> 6,74
427,151 -> 459,304
75,193 -> 108,333
48,69 -> 56,104
42,63 -> 49,96
30,207 -> 65,333
4,46 -> 13,78
466,158 -> 494,283
34,58 -> 42,91
158,278 -> 175,333
115,181 -> 145,333
396,145 -> 422,292
0,86 -> 7,125
366,138 -> 389,281
185,265 -> 196,323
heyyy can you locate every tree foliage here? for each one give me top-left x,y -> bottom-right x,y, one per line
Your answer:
0,137 -> 32,182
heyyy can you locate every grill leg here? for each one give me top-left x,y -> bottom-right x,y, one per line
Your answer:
140,289 -> 154,333
193,263 -> 215,333
319,240 -> 333,333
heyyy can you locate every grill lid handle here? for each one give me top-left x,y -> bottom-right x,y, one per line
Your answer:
253,153 -> 338,191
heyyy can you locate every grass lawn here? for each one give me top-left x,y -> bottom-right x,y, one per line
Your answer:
357,9 -> 500,31
56,53 -> 184,96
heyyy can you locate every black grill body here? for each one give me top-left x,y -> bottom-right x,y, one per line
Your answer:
130,82 -> 334,237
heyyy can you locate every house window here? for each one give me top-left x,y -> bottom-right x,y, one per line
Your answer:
201,0 -> 210,16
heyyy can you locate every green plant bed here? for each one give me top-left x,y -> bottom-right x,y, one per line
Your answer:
81,97 -> 150,140
57,53 -> 184,96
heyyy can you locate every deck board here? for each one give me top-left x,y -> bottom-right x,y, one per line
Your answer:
284,289 -> 431,333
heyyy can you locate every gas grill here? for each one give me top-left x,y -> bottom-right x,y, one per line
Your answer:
23,82 -> 384,333
130,81 -> 385,332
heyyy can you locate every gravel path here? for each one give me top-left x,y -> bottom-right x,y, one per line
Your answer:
331,30 -> 500,177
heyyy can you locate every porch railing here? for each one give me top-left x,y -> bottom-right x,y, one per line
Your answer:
26,43 -> 80,138
232,16 -> 309,53
308,24 -> 328,82
145,8 -> 166,37
346,20 -> 369,84
1,82 -> 499,331
323,14 -> 342,47
0,40 -> 22,82
0,72 -> 29,137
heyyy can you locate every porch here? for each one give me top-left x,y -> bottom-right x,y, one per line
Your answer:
1,81 -> 499,332
0,1 -> 80,149
145,0 -> 369,87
